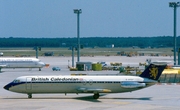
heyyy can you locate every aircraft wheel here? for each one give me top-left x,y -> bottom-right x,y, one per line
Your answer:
28,94 -> 32,98
39,68 -> 41,71
93,93 -> 99,99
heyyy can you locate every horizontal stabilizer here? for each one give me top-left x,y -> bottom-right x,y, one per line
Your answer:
151,62 -> 169,65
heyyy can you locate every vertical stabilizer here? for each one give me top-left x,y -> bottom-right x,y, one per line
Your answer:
139,63 -> 167,80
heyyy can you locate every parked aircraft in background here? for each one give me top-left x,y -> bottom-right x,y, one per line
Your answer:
4,63 -> 166,99
0,58 -> 49,72
171,65 -> 180,69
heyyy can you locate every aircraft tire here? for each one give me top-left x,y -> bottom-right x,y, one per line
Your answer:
93,93 -> 99,99
28,94 -> 32,98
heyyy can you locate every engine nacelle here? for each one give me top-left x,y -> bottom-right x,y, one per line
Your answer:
121,81 -> 146,88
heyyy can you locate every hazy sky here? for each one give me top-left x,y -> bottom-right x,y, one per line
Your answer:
0,0 -> 180,38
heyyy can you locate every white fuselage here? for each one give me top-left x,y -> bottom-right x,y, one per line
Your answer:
0,58 -> 45,68
6,75 -> 156,94
4,63 -> 166,99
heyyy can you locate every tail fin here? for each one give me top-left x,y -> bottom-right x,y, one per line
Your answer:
139,63 -> 167,80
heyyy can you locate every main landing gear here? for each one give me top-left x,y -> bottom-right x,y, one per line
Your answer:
28,94 -> 32,98
93,93 -> 99,99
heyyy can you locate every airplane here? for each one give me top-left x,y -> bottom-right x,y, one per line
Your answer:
171,65 -> 180,69
4,62 -> 167,99
0,58 -> 49,72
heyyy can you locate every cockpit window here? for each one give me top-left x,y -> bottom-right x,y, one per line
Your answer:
13,80 -> 20,83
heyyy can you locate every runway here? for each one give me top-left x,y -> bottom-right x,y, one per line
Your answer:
0,56 -> 179,110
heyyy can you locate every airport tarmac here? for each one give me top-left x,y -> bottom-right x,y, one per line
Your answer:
0,56 -> 180,110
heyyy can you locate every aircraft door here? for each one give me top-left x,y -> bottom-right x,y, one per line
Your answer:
26,77 -> 32,90
82,79 -> 86,85
89,79 -> 93,85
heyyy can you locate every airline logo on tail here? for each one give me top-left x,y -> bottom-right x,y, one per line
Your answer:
149,65 -> 158,80
140,64 -> 166,80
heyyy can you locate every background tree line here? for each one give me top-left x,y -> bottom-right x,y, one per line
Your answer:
0,36 -> 179,48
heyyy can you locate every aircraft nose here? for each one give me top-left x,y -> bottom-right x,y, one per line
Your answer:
39,62 -> 50,67
39,62 -> 45,66
4,84 -> 11,90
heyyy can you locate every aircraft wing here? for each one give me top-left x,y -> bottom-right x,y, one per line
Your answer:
77,88 -> 111,93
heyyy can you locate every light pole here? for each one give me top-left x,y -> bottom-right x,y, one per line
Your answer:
72,46 -> 74,67
74,9 -> 82,62
34,46 -> 41,59
169,2 -> 180,65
